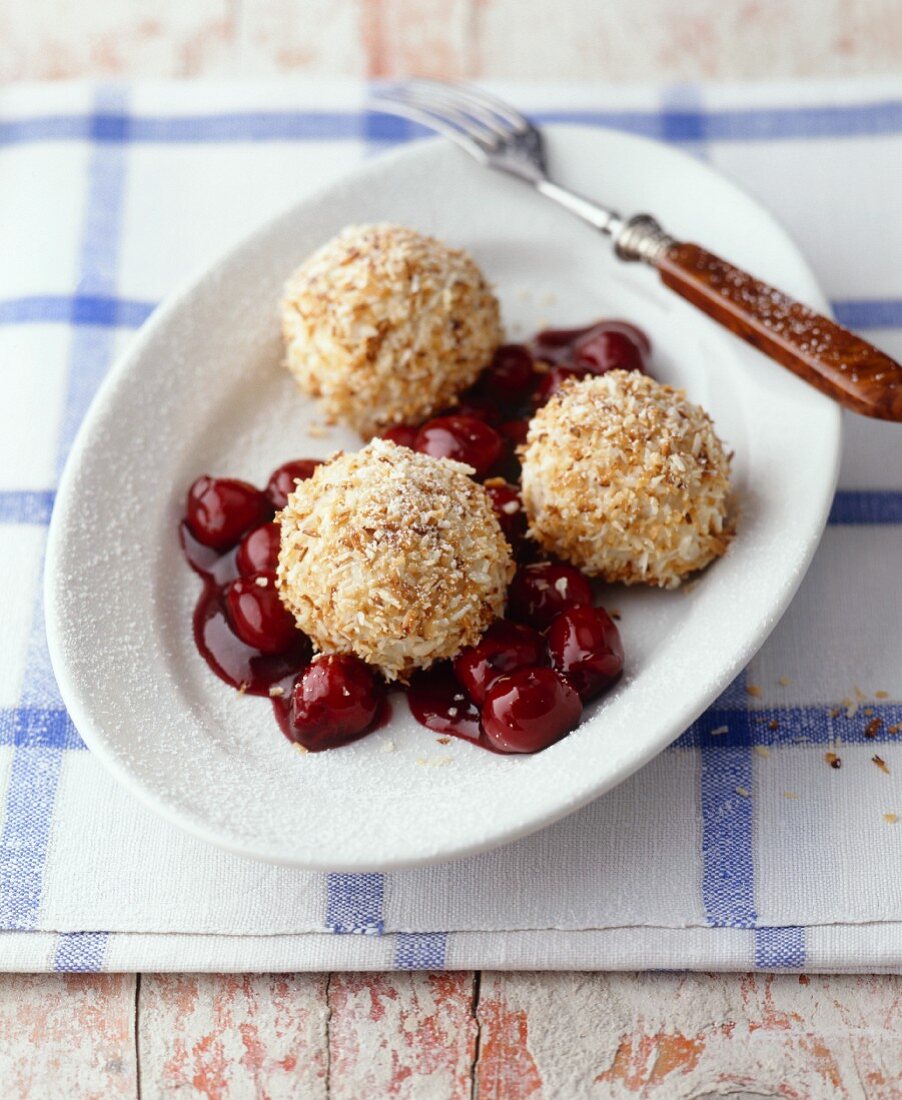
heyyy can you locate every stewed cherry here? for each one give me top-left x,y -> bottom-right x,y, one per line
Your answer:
186,476 -> 271,551
224,574 -> 299,654
236,522 -> 280,576
481,344 -> 535,402
573,323 -> 647,375
453,619 -> 545,705
507,561 -> 593,630
289,654 -> 384,751
265,459 -> 322,510
532,365 -> 588,408
547,605 -> 624,701
481,667 -> 582,753
415,415 -> 503,478
483,480 -> 527,548
381,424 -> 419,449
499,418 -> 529,446
451,392 -> 503,426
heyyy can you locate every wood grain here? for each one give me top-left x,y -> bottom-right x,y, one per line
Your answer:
0,973 -> 137,1099
657,242 -> 902,420
1,0 -> 900,81
476,971 -> 902,1099
137,973 -> 328,1099
1,970 -> 902,1096
328,971 -> 478,1099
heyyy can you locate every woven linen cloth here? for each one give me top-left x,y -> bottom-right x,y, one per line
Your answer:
1,77 -> 901,974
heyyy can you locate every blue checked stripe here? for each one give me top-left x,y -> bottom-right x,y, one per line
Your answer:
2,295 -> 901,332
394,932 -> 448,970
0,294 -> 155,328
696,680 -> 758,930
53,932 -> 110,972
828,491 -> 902,524
0,89 -> 130,973
755,926 -> 806,969
325,873 -> 384,934
675,702 -> 902,748
0,491 -> 56,525
4,100 -> 902,147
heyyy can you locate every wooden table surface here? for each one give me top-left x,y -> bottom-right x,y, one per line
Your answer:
3,1 -> 901,1096
2,970 -> 902,1097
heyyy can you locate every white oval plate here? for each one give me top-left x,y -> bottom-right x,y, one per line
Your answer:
46,126 -> 841,870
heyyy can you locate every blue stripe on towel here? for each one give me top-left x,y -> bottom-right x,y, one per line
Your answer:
0,491 -> 56,525
0,89 -> 129,935
53,931 -> 109,972
698,707 -> 758,929
0,294 -> 155,329
394,932 -> 448,970
755,926 -> 806,969
3,100 -> 902,148
325,874 -> 385,934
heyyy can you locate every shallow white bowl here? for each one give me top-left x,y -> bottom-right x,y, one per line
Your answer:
46,126 -> 841,870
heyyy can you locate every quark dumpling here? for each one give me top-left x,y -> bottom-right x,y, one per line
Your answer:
276,439 -> 514,680
281,223 -> 502,438
521,371 -> 733,589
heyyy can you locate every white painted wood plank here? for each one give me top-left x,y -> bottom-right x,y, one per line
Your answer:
471,0 -> 902,82
475,971 -> 902,1098
138,973 -> 328,1098
2,0 -> 900,82
0,973 -> 137,1099
0,0 -> 232,82
328,971 -> 477,1099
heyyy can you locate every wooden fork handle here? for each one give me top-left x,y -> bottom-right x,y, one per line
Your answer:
613,216 -> 902,420
656,241 -> 902,421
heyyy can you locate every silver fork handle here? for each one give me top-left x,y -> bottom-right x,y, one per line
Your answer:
533,177 -> 677,264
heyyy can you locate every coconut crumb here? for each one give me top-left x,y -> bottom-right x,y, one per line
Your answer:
778,676 -> 792,687
520,371 -> 733,589
884,813 -> 898,824
710,726 -> 728,737
277,439 -> 513,679
268,685 -> 285,698
281,223 -> 502,437
783,791 -> 799,800
754,745 -> 770,758
735,786 -> 750,798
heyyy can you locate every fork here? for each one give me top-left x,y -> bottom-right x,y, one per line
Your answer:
370,80 -> 902,422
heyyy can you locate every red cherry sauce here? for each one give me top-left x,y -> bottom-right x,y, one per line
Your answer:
407,664 -> 488,748
180,521 -> 312,703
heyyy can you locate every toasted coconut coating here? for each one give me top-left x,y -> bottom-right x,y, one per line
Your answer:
521,371 -> 733,589
281,223 -> 502,438
276,439 -> 514,679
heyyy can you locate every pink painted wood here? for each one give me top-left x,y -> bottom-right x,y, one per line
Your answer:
138,974 -> 328,1098
1,0 -> 900,82
0,974 -> 137,1097
3,971 -> 902,1097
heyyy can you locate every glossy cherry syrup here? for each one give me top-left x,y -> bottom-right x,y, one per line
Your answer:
180,521 -> 312,697
182,319 -> 645,754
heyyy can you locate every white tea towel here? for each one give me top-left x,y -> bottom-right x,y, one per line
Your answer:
1,77 -> 901,973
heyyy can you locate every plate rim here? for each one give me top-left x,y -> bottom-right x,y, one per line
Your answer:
45,124 -> 843,869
